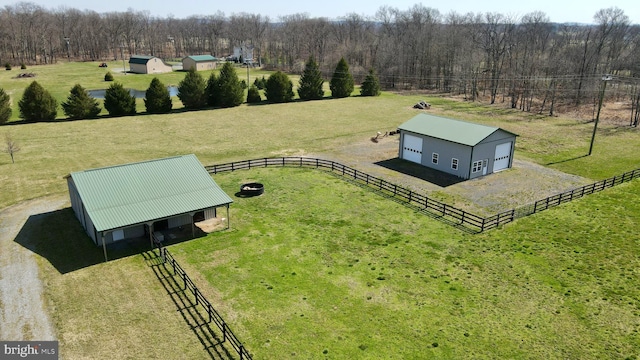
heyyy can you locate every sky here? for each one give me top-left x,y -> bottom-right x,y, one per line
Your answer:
1,0 -> 639,25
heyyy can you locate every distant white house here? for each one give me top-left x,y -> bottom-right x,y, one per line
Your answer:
233,46 -> 254,63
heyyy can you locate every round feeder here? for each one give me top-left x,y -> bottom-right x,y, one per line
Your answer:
240,182 -> 264,196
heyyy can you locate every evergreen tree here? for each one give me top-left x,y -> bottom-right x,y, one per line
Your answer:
246,85 -> 262,103
144,77 -> 172,114
205,72 -> 220,107
265,71 -> 295,103
103,82 -> 136,116
177,68 -> 206,109
104,71 -> 114,81
217,62 -> 244,108
298,56 -> 324,100
360,68 -> 381,97
62,84 -> 101,119
18,81 -> 58,121
329,57 -> 354,98
0,88 -> 11,124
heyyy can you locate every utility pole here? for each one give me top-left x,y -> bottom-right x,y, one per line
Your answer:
588,74 -> 613,156
63,36 -> 70,62
120,43 -> 126,75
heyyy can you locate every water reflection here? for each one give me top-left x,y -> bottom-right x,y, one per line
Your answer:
88,86 -> 179,99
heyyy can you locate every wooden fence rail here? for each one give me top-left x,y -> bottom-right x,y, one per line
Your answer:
160,248 -> 252,360
206,157 -> 640,233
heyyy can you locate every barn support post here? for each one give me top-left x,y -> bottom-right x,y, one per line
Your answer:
226,204 -> 230,230
102,234 -> 108,262
148,222 -> 154,249
189,212 -> 195,238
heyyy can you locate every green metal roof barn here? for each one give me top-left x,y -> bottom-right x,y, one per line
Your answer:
67,154 -> 232,260
397,113 -> 517,180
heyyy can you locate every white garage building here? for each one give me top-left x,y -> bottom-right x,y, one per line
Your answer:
397,113 -> 517,179
67,154 -> 233,260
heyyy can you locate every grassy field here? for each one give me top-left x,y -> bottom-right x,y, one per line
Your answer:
1,62 -> 639,359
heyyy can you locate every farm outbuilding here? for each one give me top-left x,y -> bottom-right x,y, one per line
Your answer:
128,55 -> 173,74
397,113 -> 517,179
66,154 -> 233,260
182,55 -> 218,71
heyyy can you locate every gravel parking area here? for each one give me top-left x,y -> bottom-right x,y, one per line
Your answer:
312,134 -> 592,215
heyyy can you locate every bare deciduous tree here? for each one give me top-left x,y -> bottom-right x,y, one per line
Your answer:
3,132 -> 21,164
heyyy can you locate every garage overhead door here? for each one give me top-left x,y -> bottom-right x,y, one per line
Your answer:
493,142 -> 512,172
402,134 -> 423,164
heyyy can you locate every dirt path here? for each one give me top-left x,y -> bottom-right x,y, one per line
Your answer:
0,195 -> 66,341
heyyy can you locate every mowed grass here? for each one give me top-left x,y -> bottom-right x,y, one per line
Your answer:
170,168 -> 639,358
31,168 -> 640,359
1,63 -> 640,359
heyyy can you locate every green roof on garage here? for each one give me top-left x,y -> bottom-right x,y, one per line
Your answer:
398,113 -> 516,146
184,55 -> 217,62
68,154 -> 232,232
128,55 -> 155,64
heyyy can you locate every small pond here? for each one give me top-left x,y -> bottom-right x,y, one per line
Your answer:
88,86 -> 179,99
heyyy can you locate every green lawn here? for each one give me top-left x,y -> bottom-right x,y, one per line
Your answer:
1,62 -> 639,359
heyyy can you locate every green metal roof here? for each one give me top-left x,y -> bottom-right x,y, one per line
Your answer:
69,154 -> 233,232
128,55 -> 155,64
398,113 -> 511,146
185,55 -> 217,62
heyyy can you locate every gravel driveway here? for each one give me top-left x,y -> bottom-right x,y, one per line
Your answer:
312,134 -> 592,215
0,196 -> 64,341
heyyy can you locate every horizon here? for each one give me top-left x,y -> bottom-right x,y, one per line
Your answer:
0,0 -> 638,25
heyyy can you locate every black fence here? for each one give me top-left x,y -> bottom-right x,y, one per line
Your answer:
206,157 -> 640,232
159,247 -> 252,360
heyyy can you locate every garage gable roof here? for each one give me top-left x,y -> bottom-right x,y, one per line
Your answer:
129,55 -> 155,64
398,113 -> 514,146
69,154 -> 232,232
185,55 -> 217,62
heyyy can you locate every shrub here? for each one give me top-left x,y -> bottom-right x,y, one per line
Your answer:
298,56 -> 324,100
20,63 -> 26,70
0,88 -> 11,124
265,71 -> 294,103
144,77 -> 172,114
205,72 -> 220,107
103,82 -> 136,116
240,79 -> 247,89
253,76 -> 267,90
5,63 -> 11,70
18,81 -> 58,121
246,85 -> 262,103
330,57 -> 354,98
104,72 -> 114,81
360,68 -> 381,97
62,84 -> 101,119
217,62 -> 244,108
177,68 -> 206,109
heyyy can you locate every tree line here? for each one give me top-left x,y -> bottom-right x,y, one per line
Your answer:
0,2 -> 639,123
0,57 -> 380,124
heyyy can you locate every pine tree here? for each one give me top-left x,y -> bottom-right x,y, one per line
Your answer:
217,62 -> 244,108
329,57 -> 354,98
246,85 -> 262,103
298,56 -> 324,100
177,68 -> 206,109
205,72 -> 220,107
62,84 -> 101,119
265,71 -> 294,103
144,77 -> 172,114
360,68 -> 381,97
103,82 -> 136,116
0,88 -> 11,124
18,81 -> 58,121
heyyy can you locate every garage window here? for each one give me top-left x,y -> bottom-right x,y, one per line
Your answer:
451,158 -> 459,170
472,160 -> 483,173
432,153 -> 439,164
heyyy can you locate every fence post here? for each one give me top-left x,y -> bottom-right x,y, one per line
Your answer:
183,272 -> 187,290
481,218 -> 485,232
208,304 -> 212,323
223,323 -> 227,342
240,345 -> 244,360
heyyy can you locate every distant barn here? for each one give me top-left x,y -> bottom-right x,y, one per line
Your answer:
128,55 -> 173,74
66,155 -> 233,260
182,55 -> 218,71
397,114 -> 517,179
